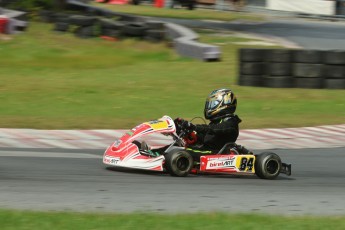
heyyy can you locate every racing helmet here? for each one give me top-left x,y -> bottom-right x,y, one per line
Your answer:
204,88 -> 237,121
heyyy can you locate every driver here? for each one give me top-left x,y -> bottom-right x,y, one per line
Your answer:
175,88 -> 251,160
141,88 -> 251,158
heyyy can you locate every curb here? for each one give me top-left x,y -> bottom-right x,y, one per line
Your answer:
0,124 -> 344,150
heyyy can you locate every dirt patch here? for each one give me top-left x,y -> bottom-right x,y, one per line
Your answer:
0,34 -> 12,41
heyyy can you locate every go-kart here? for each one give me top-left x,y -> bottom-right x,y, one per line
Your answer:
103,116 -> 291,179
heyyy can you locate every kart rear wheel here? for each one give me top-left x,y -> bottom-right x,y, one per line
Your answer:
165,149 -> 193,177
255,152 -> 282,180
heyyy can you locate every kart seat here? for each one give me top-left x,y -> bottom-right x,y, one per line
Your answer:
218,143 -> 253,155
218,142 -> 238,155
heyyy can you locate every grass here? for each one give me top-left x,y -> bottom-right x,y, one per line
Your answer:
0,22 -> 344,129
0,16 -> 344,227
92,2 -> 264,21
1,210 -> 345,230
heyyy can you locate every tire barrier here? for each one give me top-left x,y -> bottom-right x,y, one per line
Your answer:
65,0 -> 221,61
45,10 -> 166,41
123,22 -> 148,37
238,48 -> 345,89
145,29 -> 166,42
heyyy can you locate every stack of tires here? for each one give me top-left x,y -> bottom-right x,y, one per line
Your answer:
49,12 -> 98,38
322,50 -> 345,89
99,18 -> 126,38
292,50 -> 324,89
41,10 -> 167,42
69,15 -> 98,38
53,13 -> 71,32
265,49 -> 293,88
238,48 -> 345,89
238,48 -> 266,87
145,21 -> 166,43
122,22 -> 148,38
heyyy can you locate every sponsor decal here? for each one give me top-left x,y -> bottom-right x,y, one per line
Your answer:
113,139 -> 122,148
126,131 -> 134,136
207,157 -> 235,169
147,119 -> 168,130
207,156 -> 235,161
149,120 -> 161,124
104,156 -> 120,165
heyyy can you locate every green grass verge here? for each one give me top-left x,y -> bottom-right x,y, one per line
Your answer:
1,210 -> 345,230
0,22 -> 344,129
92,3 -> 264,21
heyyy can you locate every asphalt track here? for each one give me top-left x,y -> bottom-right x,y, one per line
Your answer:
158,17 -> 345,49
1,14 -> 345,216
1,147 -> 345,216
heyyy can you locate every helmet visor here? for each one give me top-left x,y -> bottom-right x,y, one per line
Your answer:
206,97 -> 221,110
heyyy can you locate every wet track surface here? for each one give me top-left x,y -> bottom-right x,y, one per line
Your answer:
0,147 -> 345,215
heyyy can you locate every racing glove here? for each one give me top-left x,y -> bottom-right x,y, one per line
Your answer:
174,117 -> 184,125
174,118 -> 195,133
174,117 -> 184,135
181,120 -> 196,131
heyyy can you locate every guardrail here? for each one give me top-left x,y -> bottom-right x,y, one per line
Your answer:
238,48 -> 345,89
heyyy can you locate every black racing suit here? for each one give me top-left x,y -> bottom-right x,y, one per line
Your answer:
186,114 -> 242,160
143,114 -> 249,159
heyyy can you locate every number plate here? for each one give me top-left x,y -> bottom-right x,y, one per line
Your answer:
236,156 -> 255,172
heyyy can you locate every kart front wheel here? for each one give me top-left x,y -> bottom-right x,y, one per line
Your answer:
164,149 -> 193,177
255,152 -> 282,179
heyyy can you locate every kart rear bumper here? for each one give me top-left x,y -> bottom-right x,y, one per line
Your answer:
280,163 -> 292,176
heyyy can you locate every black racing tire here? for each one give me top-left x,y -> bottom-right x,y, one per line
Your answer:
99,19 -> 125,30
118,15 -> 141,22
39,10 -> 53,22
74,26 -> 96,38
54,22 -> 70,32
266,49 -> 292,63
238,75 -> 262,87
293,50 -> 323,63
146,21 -> 165,30
54,13 -> 70,23
293,63 -> 324,78
164,149 -> 193,177
239,48 -> 266,62
101,28 -> 123,38
324,78 -> 345,89
255,152 -> 282,180
240,62 -> 265,75
145,29 -> 165,41
263,76 -> 294,88
267,63 -> 292,76
69,15 -> 97,27
123,22 -> 148,37
323,65 -> 345,79
294,77 -> 323,89
323,50 -> 345,65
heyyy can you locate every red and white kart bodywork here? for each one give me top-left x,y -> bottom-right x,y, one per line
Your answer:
103,116 -> 291,179
103,116 -> 175,171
